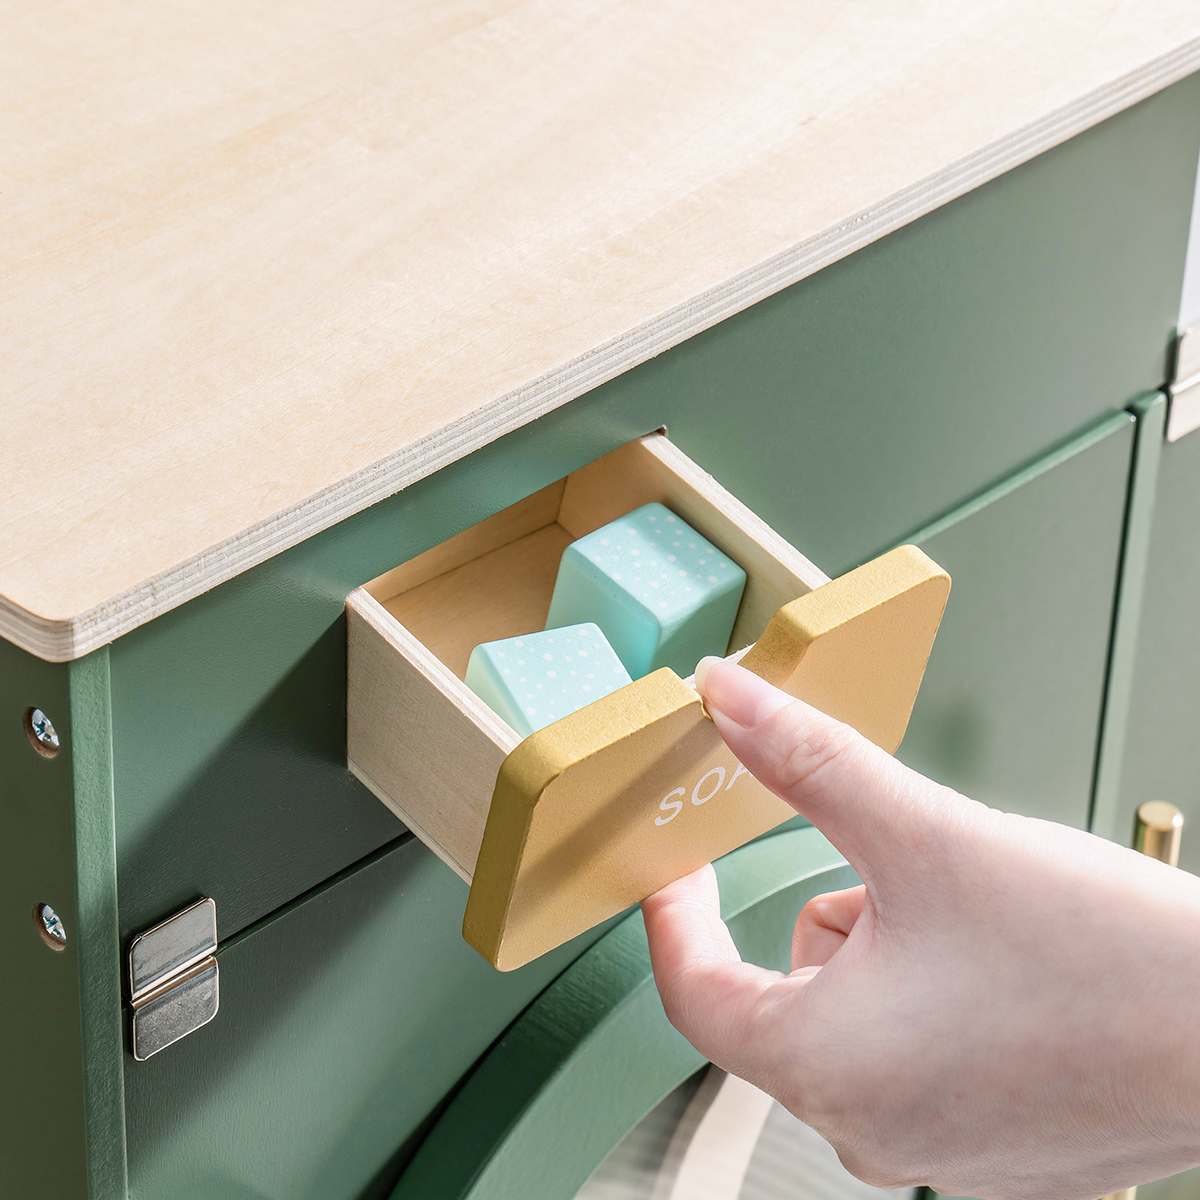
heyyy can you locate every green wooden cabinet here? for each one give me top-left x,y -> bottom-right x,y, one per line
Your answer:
113,411 -> 1142,1200
0,644 -> 97,1199
1139,1165 -> 1200,1200
124,827 -> 851,1200
105,74 -> 1200,953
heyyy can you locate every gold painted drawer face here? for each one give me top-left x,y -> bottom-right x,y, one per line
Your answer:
346,433 -> 949,970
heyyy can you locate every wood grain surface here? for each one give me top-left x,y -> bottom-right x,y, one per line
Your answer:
5,1 -> 1199,660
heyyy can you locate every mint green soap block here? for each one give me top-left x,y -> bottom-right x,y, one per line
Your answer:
546,503 -> 747,679
464,623 -> 632,737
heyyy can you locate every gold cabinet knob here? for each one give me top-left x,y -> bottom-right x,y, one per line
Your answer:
1133,800 -> 1184,867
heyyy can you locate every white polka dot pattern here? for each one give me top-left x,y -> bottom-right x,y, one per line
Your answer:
585,505 -> 739,613
464,623 -> 632,737
545,502 -> 747,679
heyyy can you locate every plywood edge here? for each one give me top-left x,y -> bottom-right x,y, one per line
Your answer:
10,35 -> 1200,663
347,760 -> 473,883
346,588 -> 518,877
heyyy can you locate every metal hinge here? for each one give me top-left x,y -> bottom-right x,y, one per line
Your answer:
128,897 -> 219,1061
1167,323 -> 1200,442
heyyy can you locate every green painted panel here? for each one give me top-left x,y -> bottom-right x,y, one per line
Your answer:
1090,394 -> 1169,841
933,1165 -> 1200,1200
390,828 -> 854,1200
1137,1166 -> 1200,1199
67,649 -> 129,1200
0,642 -> 127,1199
0,639 -> 90,1198
109,560 -> 401,944
108,75 -> 1200,951
1113,427 -> 1200,873
122,836 -> 616,1200
899,413 -> 1135,828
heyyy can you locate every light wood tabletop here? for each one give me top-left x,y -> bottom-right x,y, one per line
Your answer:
5,1 -> 1199,660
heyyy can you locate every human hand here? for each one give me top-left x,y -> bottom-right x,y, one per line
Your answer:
641,658 -> 1200,1200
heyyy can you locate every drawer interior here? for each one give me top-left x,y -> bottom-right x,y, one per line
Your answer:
347,432 -> 828,893
362,433 -> 828,688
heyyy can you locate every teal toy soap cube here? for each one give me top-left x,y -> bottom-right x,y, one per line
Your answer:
464,623 -> 632,737
546,503 -> 747,679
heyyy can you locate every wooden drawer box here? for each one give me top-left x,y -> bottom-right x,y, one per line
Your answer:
347,433 -> 949,970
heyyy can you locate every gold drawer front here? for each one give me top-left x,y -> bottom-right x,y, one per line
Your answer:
347,434 -> 949,970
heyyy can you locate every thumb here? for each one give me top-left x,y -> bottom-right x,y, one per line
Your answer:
695,657 -> 961,881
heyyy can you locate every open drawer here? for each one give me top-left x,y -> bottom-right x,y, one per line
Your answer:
347,434 -> 949,970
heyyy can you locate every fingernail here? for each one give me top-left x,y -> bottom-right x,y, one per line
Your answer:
693,656 -> 722,695
697,659 -> 793,728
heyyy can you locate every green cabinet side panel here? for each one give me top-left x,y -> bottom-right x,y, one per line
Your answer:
935,1163 -> 1200,1200
0,643 -> 127,1200
899,414 -> 1135,828
0,639 -> 90,1198
107,74 -> 1200,952
67,649 -> 129,1200
0,640 -> 127,1199
1112,426 -> 1200,874
122,836 -> 615,1200
390,828 -> 854,1200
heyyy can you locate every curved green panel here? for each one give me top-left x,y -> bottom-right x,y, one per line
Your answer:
391,827 -> 855,1200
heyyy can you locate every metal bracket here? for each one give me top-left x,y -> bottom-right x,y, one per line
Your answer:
128,897 -> 219,1061
1167,323 -> 1200,442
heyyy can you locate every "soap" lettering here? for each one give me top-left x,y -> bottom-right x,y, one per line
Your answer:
654,761 -> 753,825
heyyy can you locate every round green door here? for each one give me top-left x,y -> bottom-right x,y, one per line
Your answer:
391,827 -> 894,1200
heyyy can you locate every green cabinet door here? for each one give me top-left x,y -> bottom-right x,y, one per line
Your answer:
898,413 -> 1135,829
1137,1166 -> 1200,1200
122,836 -> 613,1200
1100,420 -> 1200,1200
1110,428 -> 1200,875
122,827 -> 851,1200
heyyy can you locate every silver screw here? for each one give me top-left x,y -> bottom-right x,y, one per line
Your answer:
24,708 -> 60,758
34,903 -> 67,951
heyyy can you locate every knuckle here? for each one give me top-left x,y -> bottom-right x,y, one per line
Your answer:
791,895 -> 832,957
770,711 -> 859,803
833,1141 -> 919,1190
801,891 -> 838,926
657,968 -> 707,1044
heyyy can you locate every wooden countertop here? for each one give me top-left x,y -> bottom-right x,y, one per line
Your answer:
5,1 -> 1199,661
